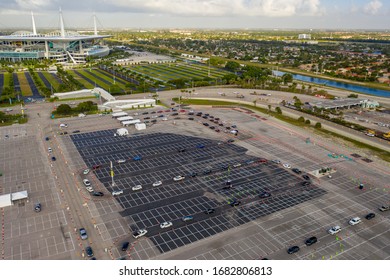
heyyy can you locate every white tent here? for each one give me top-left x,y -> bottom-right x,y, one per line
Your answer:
116,128 -> 129,136
135,123 -> 146,130
117,116 -> 134,122
122,119 -> 141,126
112,112 -> 128,118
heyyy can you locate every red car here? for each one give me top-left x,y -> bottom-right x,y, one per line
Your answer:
179,109 -> 186,113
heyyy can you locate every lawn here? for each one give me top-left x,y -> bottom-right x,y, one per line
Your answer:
68,70 -> 96,89
42,72 -> 61,91
129,62 -> 229,82
3,73 -> 10,89
17,72 -> 32,96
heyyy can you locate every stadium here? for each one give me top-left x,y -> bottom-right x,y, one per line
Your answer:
0,10 -> 110,64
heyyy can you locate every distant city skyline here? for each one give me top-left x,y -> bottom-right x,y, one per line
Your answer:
0,0 -> 389,30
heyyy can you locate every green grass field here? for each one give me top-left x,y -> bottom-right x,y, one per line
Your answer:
17,73 -> 33,96
42,72 -> 61,91
128,62 -> 229,82
2,73 -> 10,90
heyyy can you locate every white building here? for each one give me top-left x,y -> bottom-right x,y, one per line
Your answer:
298,34 -> 312,40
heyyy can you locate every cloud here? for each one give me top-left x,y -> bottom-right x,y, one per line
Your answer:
363,0 -> 382,15
9,0 -> 322,17
15,0 -> 54,9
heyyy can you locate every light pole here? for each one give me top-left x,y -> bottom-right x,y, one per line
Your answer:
110,161 -> 116,187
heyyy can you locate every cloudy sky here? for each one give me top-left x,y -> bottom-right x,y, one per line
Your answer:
0,0 -> 389,30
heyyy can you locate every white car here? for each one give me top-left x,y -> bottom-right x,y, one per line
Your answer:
160,221 -> 173,229
132,185 -> 142,191
134,113 -> 139,116
283,163 -> 291,169
162,117 -> 168,121
173,175 -> 185,182
133,229 -> 147,239
152,181 -> 162,187
83,179 -> 91,187
272,159 -> 281,164
59,123 -> 68,128
328,226 -> 342,235
112,190 -> 124,196
349,217 -> 362,226
86,187 -> 94,193
83,169 -> 90,175
233,163 -> 242,168
48,147 -> 52,153
5,108 -> 13,112
117,159 -> 126,164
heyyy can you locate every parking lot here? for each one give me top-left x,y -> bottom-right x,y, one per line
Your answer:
2,102 -> 389,260
68,110 -> 330,258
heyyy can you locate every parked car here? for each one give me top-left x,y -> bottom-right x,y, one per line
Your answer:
117,159 -> 126,164
272,159 -> 281,164
79,228 -> 88,240
92,164 -> 101,170
133,229 -> 147,239
45,137 -> 50,141
92,191 -> 104,197
233,163 -> 242,168
283,163 -> 291,169
121,242 -> 130,251
132,185 -> 142,191
173,175 -> 185,181
178,148 -> 186,153
202,169 -> 212,175
227,139 -> 234,143
59,123 -> 68,128
365,213 -> 376,220
152,181 -> 162,187
378,205 -> 390,212
305,236 -> 318,246
302,175 -> 310,181
328,226 -> 341,235
196,144 -> 205,148
112,190 -> 124,196
189,172 -> 197,177
85,246 -> 94,257
72,130 -> 81,133
34,203 -> 41,212
83,169 -> 90,175
349,217 -> 362,226
287,246 -> 300,254
83,179 -> 91,187
259,192 -> 271,198
182,216 -> 194,222
228,199 -> 241,207
220,164 -> 229,170
86,187 -> 94,193
204,208 -> 216,214
51,156 -> 56,161
133,155 -> 142,161
292,168 -> 302,174
301,181 -> 311,186
160,221 -> 173,229
48,147 -> 52,153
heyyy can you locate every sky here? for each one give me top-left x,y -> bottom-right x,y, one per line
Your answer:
0,0 -> 389,30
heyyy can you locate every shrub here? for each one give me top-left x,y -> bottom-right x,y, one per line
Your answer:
298,116 -> 305,122
315,122 -> 322,129
305,119 -> 311,125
